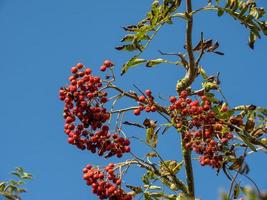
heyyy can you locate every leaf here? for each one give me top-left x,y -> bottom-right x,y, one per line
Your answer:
121,56 -> 146,75
239,134 -> 257,152
146,152 -> 158,158
233,183 -> 240,198
229,157 -> 244,170
144,185 -> 161,190
115,44 -> 142,52
123,121 -> 145,128
0,182 -> 6,191
198,67 -> 208,79
146,58 -> 166,67
120,34 -> 135,42
146,127 -> 154,145
160,160 -> 183,176
256,107 -> 267,117
249,31 -> 258,49
218,7 -> 224,16
126,185 -> 143,194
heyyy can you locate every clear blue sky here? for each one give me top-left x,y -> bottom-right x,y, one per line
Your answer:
0,1 -> 267,199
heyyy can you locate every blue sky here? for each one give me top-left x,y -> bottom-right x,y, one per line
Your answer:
0,0 -> 267,199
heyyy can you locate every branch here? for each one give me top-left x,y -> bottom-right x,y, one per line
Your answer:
176,0 -> 197,93
181,131 -> 195,198
108,83 -> 170,116
115,158 -> 188,194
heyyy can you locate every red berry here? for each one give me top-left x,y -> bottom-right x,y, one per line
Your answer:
180,90 -> 188,98
169,96 -> 176,103
138,95 -> 146,102
71,67 -> 78,74
115,179 -> 122,185
85,68 -> 92,75
145,89 -> 152,96
150,105 -> 157,112
145,106 -> 151,112
76,63 -> 84,69
133,109 -> 141,115
103,60 -> 113,68
100,65 -> 107,72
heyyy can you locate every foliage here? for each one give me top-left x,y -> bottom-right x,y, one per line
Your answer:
0,168 -> 32,200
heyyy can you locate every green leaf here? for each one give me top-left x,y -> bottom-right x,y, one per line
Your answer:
218,7 -> 224,16
146,127 -> 154,145
115,44 -> 143,52
199,67 -> 208,79
233,183 -> 240,198
256,107 -> 267,117
146,58 -> 166,67
239,134 -> 257,152
249,7 -> 265,20
0,182 -> 6,191
126,185 -> 143,194
121,56 -> 146,75
160,160 -> 183,176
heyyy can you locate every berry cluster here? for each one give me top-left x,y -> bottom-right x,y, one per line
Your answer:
87,125 -> 131,158
133,89 -> 158,115
169,90 -> 234,169
59,63 -> 130,157
83,163 -> 132,200
59,63 -> 110,130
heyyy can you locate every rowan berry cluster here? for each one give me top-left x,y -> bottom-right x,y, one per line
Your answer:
59,63 -> 110,129
59,62 -> 130,157
133,89 -> 158,115
86,125 -> 131,158
169,90 -> 234,169
82,163 -> 132,200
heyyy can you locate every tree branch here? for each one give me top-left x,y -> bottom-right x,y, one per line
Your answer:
176,0 -> 197,93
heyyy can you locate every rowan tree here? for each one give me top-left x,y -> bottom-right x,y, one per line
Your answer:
59,0 -> 267,199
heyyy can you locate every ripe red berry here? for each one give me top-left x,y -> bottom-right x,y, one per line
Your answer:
133,109 -> 141,115
71,67 -> 78,74
145,89 -> 152,96
169,96 -> 176,103
100,65 -> 107,72
145,106 -> 151,112
76,63 -> 84,69
138,95 -> 146,102
103,60 -> 113,68
115,179 -> 122,185
180,90 -> 188,98
85,68 -> 92,75
150,105 -> 157,112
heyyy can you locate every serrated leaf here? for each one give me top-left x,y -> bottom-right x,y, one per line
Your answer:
121,56 -> 146,75
146,58 -> 166,67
